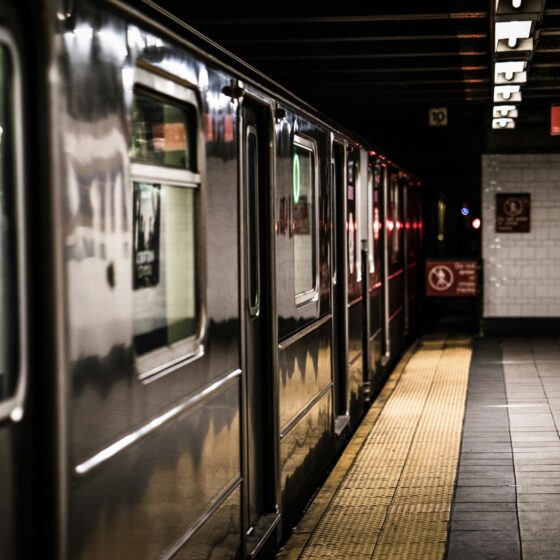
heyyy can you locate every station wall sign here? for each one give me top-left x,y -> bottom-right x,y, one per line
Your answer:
551,106 -> 560,136
426,260 -> 478,298
495,193 -> 530,233
429,107 -> 448,127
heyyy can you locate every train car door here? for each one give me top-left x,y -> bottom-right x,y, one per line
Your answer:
345,147 -> 364,423
381,164 -> 391,366
366,158 -> 383,392
331,139 -> 348,435
0,24 -> 26,560
403,176 -> 410,338
241,102 -> 279,556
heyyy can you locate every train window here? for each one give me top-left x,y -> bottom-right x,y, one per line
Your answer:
355,158 -> 362,283
132,183 -> 197,352
246,127 -> 260,313
390,174 -> 400,263
293,135 -> 318,305
130,70 -> 201,379
0,32 -> 26,423
131,88 -> 196,171
367,166 -> 375,274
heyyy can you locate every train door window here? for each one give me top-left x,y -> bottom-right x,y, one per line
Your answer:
355,158 -> 362,282
373,164 -> 382,244
367,166 -> 374,273
293,135 -> 318,306
130,69 -> 201,379
0,32 -> 25,421
246,126 -> 259,313
408,190 -> 417,259
347,155 -> 357,281
390,174 -> 400,263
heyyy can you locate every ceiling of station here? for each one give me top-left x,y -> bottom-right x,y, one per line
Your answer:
152,0 -> 560,208
155,0 -> 560,113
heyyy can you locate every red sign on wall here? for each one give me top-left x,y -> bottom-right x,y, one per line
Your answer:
552,106 -> 560,136
426,260 -> 478,298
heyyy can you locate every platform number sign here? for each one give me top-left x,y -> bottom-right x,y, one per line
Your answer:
429,107 -> 448,127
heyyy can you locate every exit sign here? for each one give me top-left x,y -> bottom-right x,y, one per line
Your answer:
552,106 -> 560,136
429,107 -> 448,127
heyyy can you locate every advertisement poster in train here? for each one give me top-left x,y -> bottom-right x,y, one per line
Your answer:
133,183 -> 161,289
495,193 -> 530,233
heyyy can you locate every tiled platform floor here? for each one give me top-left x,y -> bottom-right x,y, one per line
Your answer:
448,337 -> 560,560
279,336 -> 560,560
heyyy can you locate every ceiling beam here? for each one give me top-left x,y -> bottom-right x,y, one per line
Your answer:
295,78 -> 489,88
191,12 -> 487,25
248,51 -> 489,61
272,66 -> 489,75
221,33 -> 488,45
309,89 -> 490,98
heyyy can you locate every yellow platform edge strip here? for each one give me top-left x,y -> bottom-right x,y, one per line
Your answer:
276,341 -> 420,560
278,336 -> 472,560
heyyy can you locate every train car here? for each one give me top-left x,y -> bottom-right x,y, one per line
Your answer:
0,1 -> 423,559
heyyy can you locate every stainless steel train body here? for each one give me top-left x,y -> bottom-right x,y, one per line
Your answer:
0,0 -> 423,558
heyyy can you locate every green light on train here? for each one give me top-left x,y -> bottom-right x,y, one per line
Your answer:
293,153 -> 300,204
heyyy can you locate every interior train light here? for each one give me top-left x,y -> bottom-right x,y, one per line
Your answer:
495,61 -> 527,83
495,20 -> 532,49
493,105 -> 518,118
387,220 -> 394,231
494,85 -> 521,102
492,118 -> 516,129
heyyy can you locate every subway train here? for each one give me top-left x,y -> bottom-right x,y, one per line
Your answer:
0,0 -> 423,558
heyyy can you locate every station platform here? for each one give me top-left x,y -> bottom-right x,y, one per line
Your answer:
278,335 -> 560,560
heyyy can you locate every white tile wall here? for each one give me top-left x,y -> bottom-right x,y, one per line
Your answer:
482,154 -> 560,318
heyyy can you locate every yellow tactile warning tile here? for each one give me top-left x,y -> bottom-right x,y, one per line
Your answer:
278,336 -> 472,560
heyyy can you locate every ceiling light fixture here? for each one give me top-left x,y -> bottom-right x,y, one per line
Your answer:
495,60 -> 526,81
492,118 -> 516,129
495,20 -> 532,48
493,105 -> 518,118
494,85 -> 522,102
